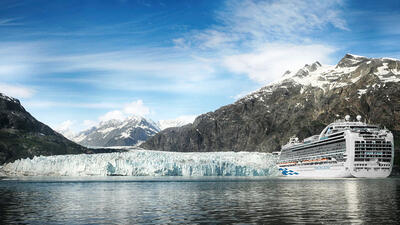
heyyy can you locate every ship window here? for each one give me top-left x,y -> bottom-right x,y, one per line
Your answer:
324,127 -> 332,134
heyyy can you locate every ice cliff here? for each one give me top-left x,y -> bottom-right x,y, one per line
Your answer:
0,150 -> 279,177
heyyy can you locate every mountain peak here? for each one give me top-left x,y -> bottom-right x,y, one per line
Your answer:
126,114 -> 145,121
303,61 -> 321,72
0,93 -> 20,105
337,53 -> 369,68
240,53 -> 400,104
74,115 -> 160,147
99,119 -> 121,127
295,61 -> 322,77
142,54 -> 400,154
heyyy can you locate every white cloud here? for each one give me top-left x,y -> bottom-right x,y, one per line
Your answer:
0,17 -> 22,26
175,0 -> 346,84
0,0 -> 350,136
83,120 -> 97,128
42,50 -> 216,83
223,43 -> 336,83
57,120 -> 75,131
34,99 -> 152,133
0,1 -> 347,96
0,83 -> 35,98
23,101 -> 121,109
0,43 -> 41,79
54,120 -> 76,139
0,42 -> 217,95
98,99 -> 151,122
123,100 -> 150,116
172,38 -> 190,49
99,110 -> 126,122
186,0 -> 348,49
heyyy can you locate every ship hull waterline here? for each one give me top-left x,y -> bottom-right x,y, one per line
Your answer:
278,164 -> 391,178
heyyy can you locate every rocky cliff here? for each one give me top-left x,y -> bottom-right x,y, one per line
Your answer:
0,93 -> 117,165
141,54 -> 400,152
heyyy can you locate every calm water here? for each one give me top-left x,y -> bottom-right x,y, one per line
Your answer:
0,177 -> 400,224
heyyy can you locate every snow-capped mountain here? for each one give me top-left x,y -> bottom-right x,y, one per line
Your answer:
157,115 -> 196,130
74,115 -> 160,147
142,54 -> 400,152
241,54 -> 400,102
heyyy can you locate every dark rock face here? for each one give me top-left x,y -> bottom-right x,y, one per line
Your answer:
0,93 -> 89,165
142,54 -> 400,152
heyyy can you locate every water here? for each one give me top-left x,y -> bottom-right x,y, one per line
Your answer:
1,177 -> 400,224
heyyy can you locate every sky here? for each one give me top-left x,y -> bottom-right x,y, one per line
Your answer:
0,0 -> 399,133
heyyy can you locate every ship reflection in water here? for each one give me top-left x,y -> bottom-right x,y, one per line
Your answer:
0,177 -> 399,224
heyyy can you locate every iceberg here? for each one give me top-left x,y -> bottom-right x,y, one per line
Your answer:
0,150 -> 279,177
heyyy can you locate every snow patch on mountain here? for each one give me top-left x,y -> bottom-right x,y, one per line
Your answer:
239,54 -> 400,103
158,115 -> 196,130
357,89 -> 367,98
0,93 -> 19,104
0,150 -> 279,177
99,127 -> 115,134
57,114 -> 197,146
73,116 -> 160,147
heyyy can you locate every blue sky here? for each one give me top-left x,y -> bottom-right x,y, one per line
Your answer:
0,0 -> 399,133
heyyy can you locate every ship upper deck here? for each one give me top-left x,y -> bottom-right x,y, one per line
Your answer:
319,120 -> 379,138
282,115 -> 385,150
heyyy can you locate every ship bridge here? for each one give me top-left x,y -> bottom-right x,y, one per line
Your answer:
319,115 -> 379,139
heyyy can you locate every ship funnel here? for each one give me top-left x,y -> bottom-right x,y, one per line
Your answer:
356,115 -> 362,121
345,115 -> 351,121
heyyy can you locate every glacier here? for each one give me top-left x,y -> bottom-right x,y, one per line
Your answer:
0,150 -> 279,177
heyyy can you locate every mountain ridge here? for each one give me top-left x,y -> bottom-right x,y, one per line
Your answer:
141,54 -> 400,153
73,115 -> 160,147
0,93 -> 89,164
0,93 -> 124,165
57,115 -> 196,147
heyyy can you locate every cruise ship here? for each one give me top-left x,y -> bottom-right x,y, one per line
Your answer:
277,115 -> 394,178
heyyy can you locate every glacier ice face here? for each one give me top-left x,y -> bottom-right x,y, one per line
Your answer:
0,150 -> 279,177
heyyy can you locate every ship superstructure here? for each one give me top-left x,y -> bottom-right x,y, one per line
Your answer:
277,115 -> 394,178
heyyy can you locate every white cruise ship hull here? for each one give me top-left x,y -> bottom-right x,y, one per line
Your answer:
279,163 -> 352,178
278,163 -> 392,178
277,124 -> 394,178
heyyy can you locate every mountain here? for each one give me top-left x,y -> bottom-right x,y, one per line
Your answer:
74,115 -> 160,147
141,54 -> 400,153
0,93 -> 89,165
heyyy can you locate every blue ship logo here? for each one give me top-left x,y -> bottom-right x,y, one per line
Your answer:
279,168 -> 299,176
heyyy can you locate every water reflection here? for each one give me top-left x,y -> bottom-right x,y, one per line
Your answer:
0,177 -> 400,224
344,180 -> 362,223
